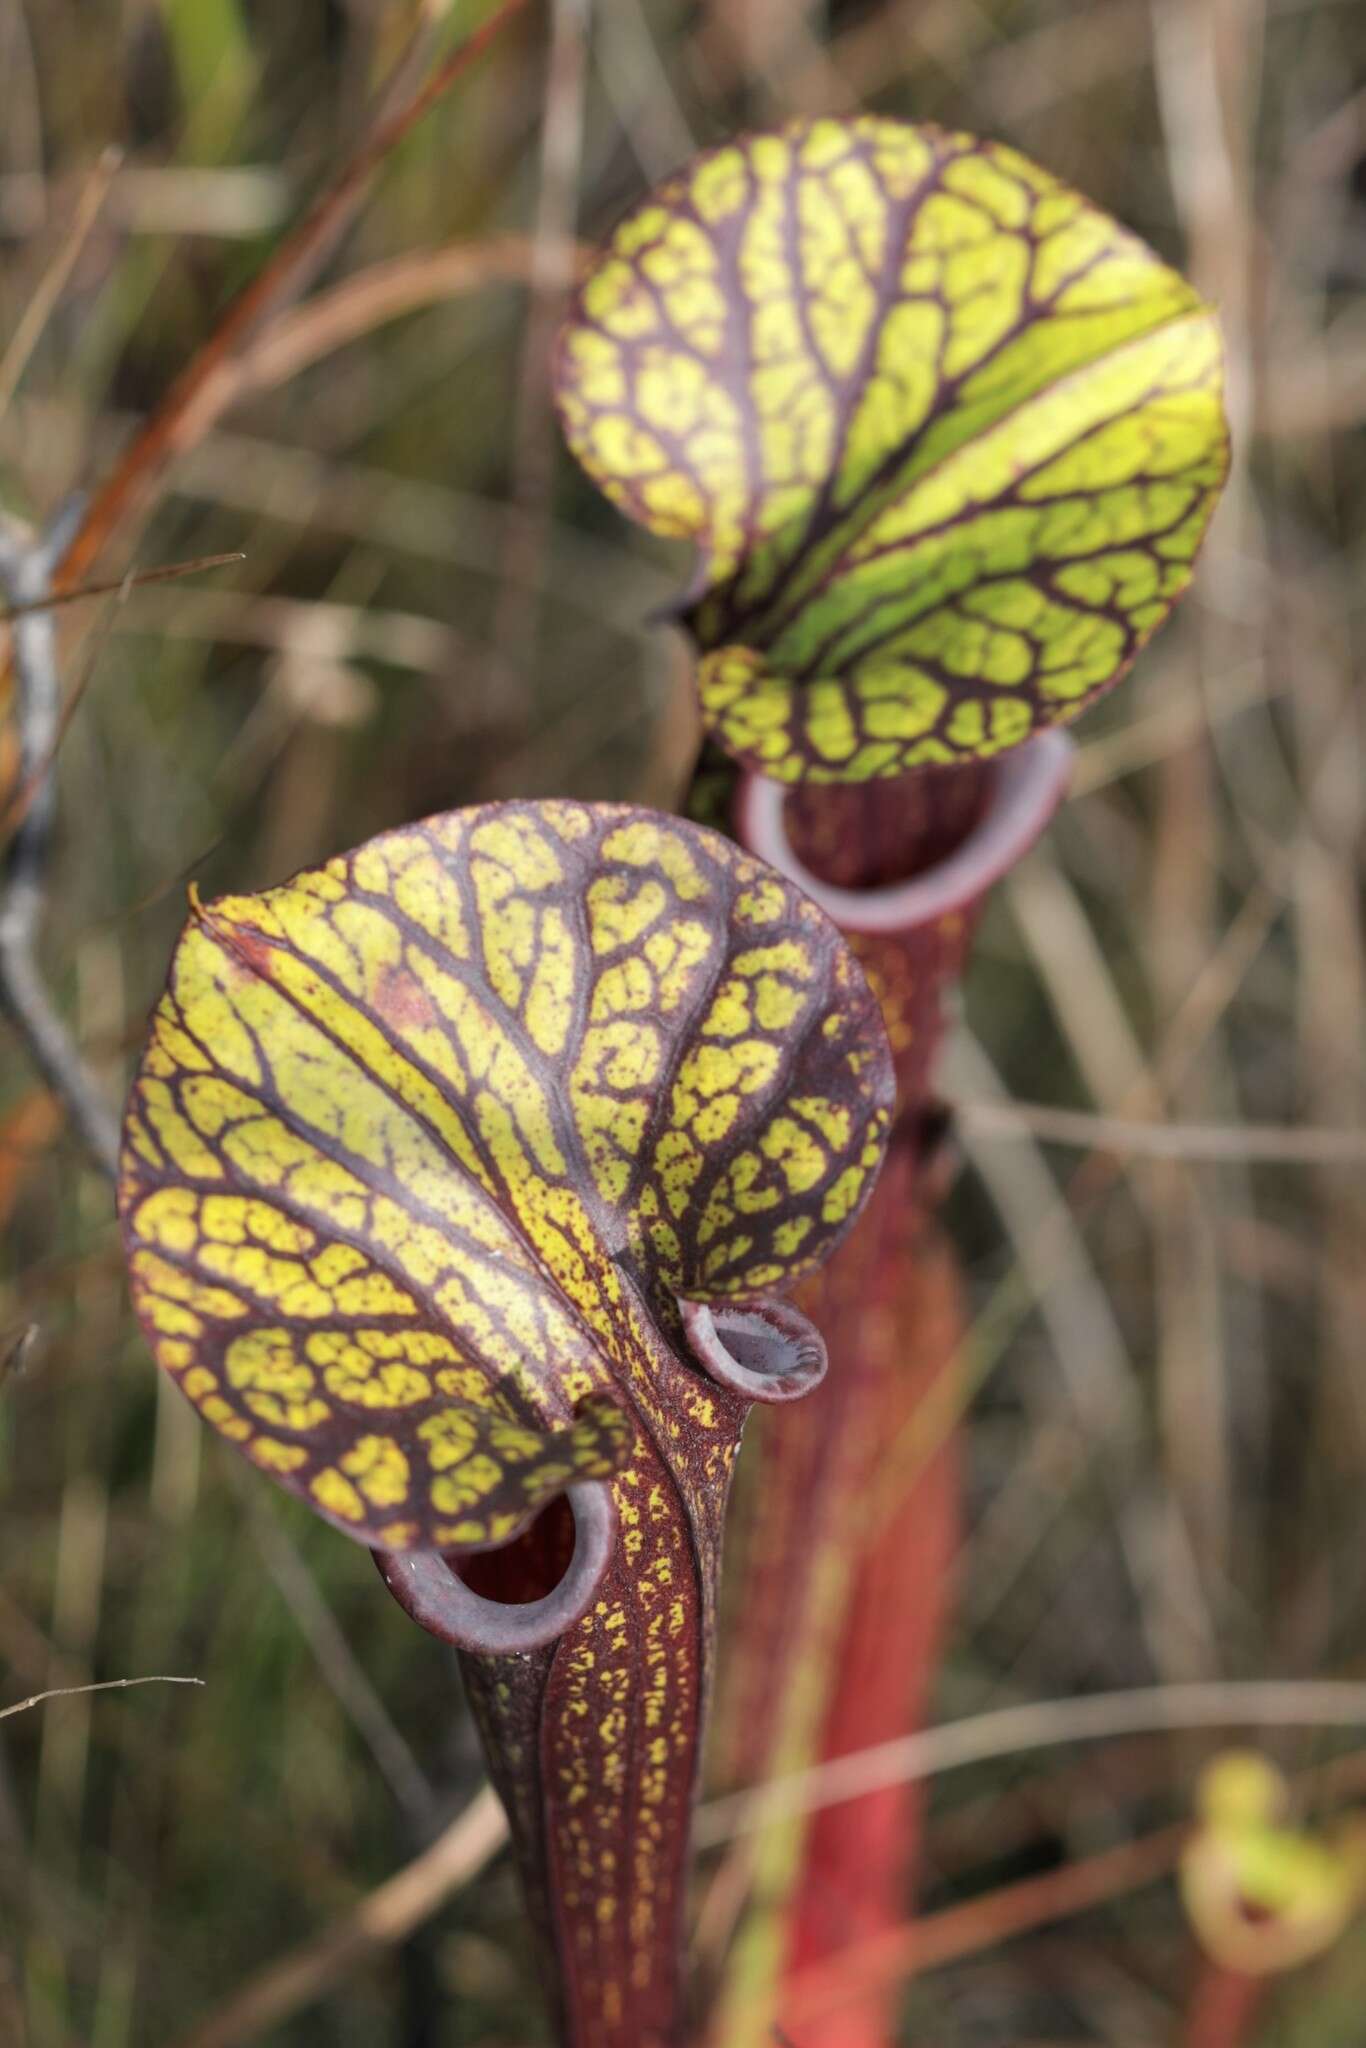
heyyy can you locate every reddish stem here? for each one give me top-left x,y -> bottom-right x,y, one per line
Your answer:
720,740 -> 1072,2046
775,1172 -> 963,2048
1181,1963 -> 1267,2048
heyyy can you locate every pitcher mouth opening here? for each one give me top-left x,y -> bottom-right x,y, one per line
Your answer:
734,731 -> 1074,935
375,1479 -> 616,1654
679,1295 -> 828,1405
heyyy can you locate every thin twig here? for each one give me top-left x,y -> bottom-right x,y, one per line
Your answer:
0,506 -> 120,1175
782,1819 -> 1188,2026
0,550 -> 245,625
694,1679 -> 1366,1846
0,1675 -> 203,1721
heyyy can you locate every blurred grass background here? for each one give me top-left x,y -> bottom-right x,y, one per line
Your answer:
1,0 -> 1364,2042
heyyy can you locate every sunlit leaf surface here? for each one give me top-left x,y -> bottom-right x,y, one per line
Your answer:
557,116 -> 1228,782
118,801 -> 893,1552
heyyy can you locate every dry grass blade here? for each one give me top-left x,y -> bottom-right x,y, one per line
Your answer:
956,1099 -> 1366,1165
0,552 -> 246,846
483,0 -> 590,746
594,0 -> 699,177
173,1786 -> 509,2048
50,0 -> 529,596
946,1032 -> 1213,1680
0,147 -> 121,421
221,237 -> 582,403
1004,842 -> 1157,1115
1148,0 -> 1270,1635
238,1479 -> 433,1827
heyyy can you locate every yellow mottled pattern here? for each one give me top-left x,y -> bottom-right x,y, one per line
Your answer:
119,801 -> 893,1551
546,1486 -> 698,2027
556,116 -> 1228,782
455,1257 -> 753,2044
523,1322 -> 740,2048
